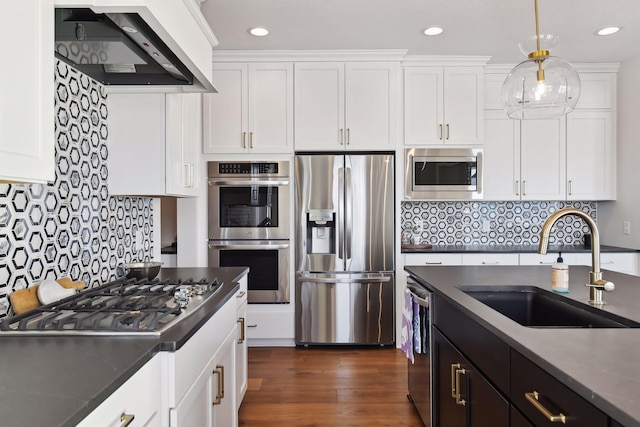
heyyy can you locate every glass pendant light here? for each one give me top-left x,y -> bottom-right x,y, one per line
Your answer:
502,0 -> 580,119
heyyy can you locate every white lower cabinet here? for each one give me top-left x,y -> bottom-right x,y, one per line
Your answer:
235,278 -> 248,407
246,305 -> 295,345
163,291 -> 241,427
461,253 -> 519,266
404,253 -> 463,266
573,252 -> 638,276
76,355 -> 162,427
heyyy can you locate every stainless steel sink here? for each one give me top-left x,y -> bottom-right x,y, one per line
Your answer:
459,286 -> 640,328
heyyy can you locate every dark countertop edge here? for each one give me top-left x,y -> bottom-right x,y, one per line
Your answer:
402,244 -> 639,254
56,267 -> 248,427
404,265 -> 640,427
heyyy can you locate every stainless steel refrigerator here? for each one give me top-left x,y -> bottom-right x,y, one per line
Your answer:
294,153 -> 395,345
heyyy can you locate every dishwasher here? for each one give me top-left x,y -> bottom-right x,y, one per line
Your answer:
406,276 -> 433,426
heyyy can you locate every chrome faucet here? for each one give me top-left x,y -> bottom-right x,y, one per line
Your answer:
538,207 -> 614,305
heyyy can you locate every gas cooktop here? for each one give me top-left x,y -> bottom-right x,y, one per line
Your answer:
1,277 -> 223,335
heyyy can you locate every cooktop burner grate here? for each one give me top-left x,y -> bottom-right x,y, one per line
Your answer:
1,277 -> 222,334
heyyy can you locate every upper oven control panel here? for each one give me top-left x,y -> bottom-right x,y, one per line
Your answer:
208,161 -> 290,178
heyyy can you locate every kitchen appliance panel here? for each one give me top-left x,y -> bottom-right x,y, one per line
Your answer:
407,276 -> 433,426
295,273 -> 394,345
208,241 -> 290,304
346,154 -> 395,272
294,155 -> 345,272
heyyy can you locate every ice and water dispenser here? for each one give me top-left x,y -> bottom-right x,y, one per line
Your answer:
306,209 -> 335,254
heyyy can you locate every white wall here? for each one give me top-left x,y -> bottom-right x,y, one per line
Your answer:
599,52 -> 640,250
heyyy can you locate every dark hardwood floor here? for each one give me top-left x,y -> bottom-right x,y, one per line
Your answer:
238,347 -> 424,426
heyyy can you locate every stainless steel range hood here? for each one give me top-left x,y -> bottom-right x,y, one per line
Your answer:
54,1 -> 217,92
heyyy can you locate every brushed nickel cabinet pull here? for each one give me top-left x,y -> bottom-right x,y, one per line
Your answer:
522,180 -> 527,196
450,363 -> 460,398
236,291 -> 246,299
346,128 -> 350,145
238,317 -> 246,343
481,261 -> 500,265
249,132 -> 253,149
455,367 -> 466,406
120,413 -> 135,427
439,124 -> 443,140
525,391 -> 566,423
515,180 -> 520,196
446,123 -> 450,140
340,128 -> 344,145
242,131 -> 247,149
425,261 -> 443,265
568,180 -> 573,196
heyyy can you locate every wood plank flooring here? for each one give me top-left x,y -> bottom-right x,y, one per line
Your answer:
238,347 -> 424,426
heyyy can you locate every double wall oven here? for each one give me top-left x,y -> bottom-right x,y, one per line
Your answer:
207,161 -> 290,303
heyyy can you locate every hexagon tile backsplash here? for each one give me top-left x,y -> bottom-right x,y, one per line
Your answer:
0,60 -> 153,316
401,201 -> 597,246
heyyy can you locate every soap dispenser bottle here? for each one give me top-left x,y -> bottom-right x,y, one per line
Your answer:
551,252 -> 569,293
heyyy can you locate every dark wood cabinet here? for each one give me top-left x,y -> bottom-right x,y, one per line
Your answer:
433,327 -> 509,427
511,406 -> 533,427
511,350 -> 608,427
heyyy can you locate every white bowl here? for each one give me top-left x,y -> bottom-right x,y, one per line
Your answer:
37,279 -> 76,305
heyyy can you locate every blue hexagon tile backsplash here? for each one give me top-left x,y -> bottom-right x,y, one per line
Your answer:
0,61 -> 153,316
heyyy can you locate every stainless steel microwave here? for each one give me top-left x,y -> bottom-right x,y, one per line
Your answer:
405,148 -> 483,200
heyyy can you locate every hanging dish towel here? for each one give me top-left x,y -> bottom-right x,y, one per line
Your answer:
400,287 -> 414,363
413,297 -> 422,354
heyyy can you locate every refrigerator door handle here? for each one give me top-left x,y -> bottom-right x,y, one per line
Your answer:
345,166 -> 352,260
298,275 -> 391,284
338,166 -> 345,260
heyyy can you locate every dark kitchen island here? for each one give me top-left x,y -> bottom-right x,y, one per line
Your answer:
0,267 -> 248,427
405,264 -> 640,427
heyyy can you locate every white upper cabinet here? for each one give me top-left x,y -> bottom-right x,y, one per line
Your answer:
483,111 -> 521,201
203,62 -> 294,154
294,62 -> 398,150
520,118 -> 566,200
404,67 -> 483,145
0,0 -> 55,183
108,93 -> 201,197
566,111 -> 615,200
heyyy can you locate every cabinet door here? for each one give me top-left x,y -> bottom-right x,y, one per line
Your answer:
404,253 -> 463,266
203,63 -> 248,153
236,298 -> 248,408
566,111 -> 615,200
294,62 -> 345,150
0,0 -> 54,183
483,111 -> 521,200
520,118 -> 566,200
247,62 -> 294,153
213,331 -> 237,427
433,328 -> 509,427
462,253 -> 519,266
165,93 -> 201,197
443,67 -> 483,145
344,62 -> 397,149
403,67 -> 444,145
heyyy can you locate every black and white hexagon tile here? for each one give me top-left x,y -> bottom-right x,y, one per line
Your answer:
401,201 -> 596,246
0,60 -> 154,316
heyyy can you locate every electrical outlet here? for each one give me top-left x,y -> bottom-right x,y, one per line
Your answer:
482,220 -> 491,232
623,221 -> 631,235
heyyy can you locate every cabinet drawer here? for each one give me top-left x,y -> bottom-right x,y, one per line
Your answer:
511,350 -> 607,427
462,253 -> 519,266
246,307 -> 294,339
574,252 -> 638,275
404,253 -> 463,266
433,294 -> 510,396
519,253 -> 572,266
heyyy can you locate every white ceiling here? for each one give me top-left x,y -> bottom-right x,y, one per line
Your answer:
201,0 -> 640,65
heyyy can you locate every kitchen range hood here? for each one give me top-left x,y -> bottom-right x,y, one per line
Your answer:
54,1 -> 217,92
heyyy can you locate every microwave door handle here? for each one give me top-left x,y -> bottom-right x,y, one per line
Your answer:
338,167 -> 344,260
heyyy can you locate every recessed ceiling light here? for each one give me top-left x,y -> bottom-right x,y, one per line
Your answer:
423,26 -> 444,36
596,26 -> 621,36
249,27 -> 270,37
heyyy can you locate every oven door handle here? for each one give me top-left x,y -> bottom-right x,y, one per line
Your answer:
298,275 -> 391,284
208,179 -> 289,186
209,242 -> 290,250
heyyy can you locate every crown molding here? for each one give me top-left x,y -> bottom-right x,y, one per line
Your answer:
486,63 -> 620,74
212,49 -> 409,62
401,55 -> 491,67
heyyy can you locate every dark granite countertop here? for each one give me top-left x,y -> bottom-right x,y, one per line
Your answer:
405,264 -> 640,427
0,266 -> 248,427
402,243 -> 638,254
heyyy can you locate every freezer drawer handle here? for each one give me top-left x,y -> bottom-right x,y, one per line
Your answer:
299,276 -> 391,284
525,391 -> 566,423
